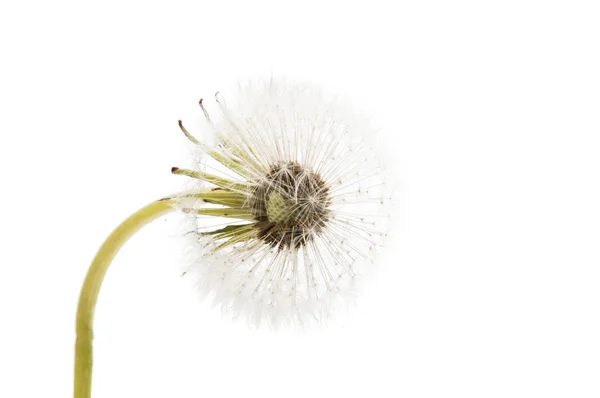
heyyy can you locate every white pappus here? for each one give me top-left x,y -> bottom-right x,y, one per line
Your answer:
172,78 -> 393,328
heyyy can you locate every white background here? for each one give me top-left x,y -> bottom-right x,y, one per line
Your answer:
1,1 -> 599,397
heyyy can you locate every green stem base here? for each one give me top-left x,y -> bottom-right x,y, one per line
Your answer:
74,199 -> 176,398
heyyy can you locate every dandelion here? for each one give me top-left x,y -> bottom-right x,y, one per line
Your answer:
74,78 -> 392,398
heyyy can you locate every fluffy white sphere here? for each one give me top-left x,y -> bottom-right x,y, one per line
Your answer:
177,78 -> 392,328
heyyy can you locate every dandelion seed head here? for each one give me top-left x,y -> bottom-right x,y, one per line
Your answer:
178,78 -> 393,328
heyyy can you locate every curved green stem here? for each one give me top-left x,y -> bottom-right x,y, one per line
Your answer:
74,199 -> 177,398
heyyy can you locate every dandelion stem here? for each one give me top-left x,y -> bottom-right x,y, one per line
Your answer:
74,199 -> 177,398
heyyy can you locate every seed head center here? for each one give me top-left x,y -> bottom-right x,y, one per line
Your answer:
266,191 -> 295,223
251,161 -> 330,249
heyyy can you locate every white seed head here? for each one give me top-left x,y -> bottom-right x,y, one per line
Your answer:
177,78 -> 392,328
